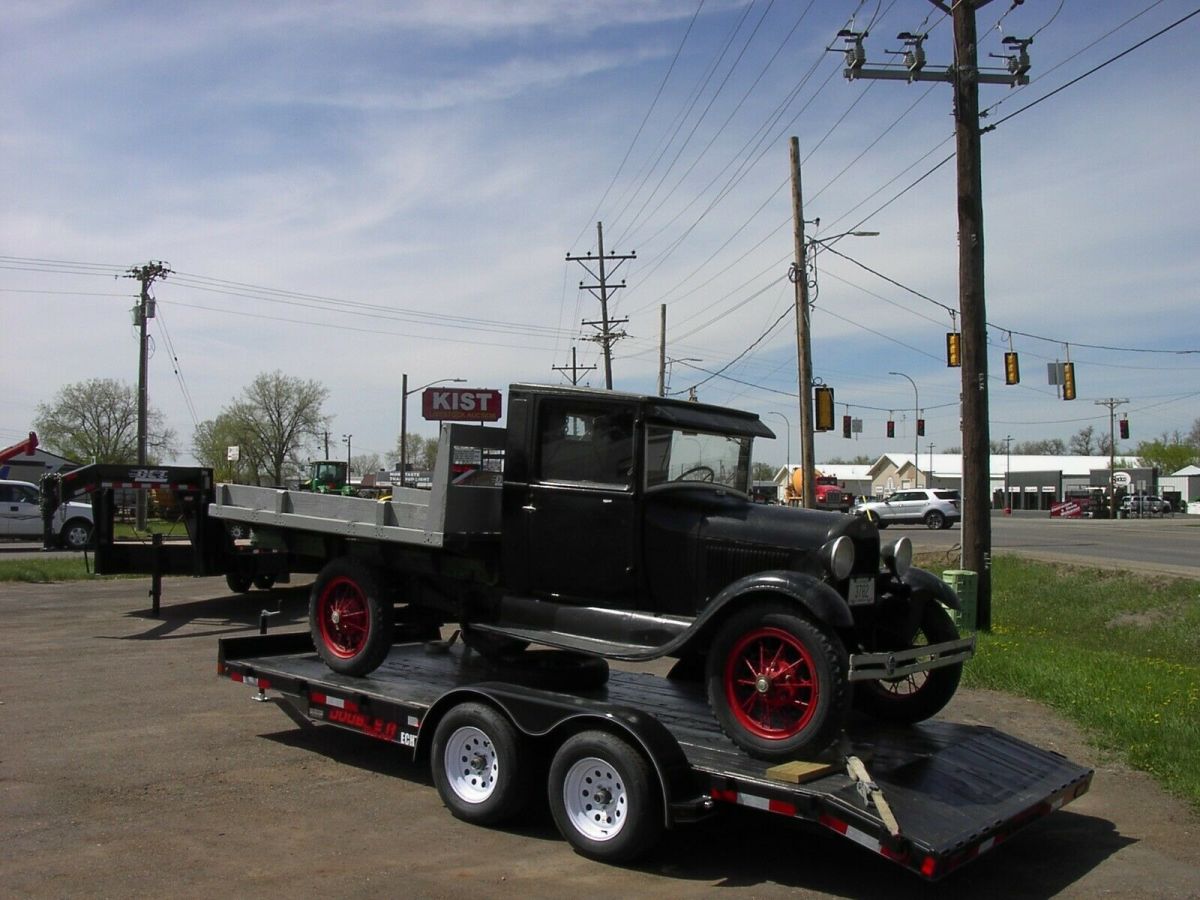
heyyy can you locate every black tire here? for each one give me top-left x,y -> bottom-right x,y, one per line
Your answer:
225,573 -> 252,594
853,601 -> 963,724
548,731 -> 663,863
59,519 -> 93,551
252,574 -> 276,590
431,702 -> 530,826
460,648 -> 610,692
308,559 -> 392,676
924,510 -> 945,530
460,623 -> 530,660
705,602 -> 849,760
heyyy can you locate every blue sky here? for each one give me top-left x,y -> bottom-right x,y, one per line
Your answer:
3,1 -> 1198,470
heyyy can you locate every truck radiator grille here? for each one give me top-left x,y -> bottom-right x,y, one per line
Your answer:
704,542 -> 792,597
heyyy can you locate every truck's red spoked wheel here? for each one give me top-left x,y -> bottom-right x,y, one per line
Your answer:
723,626 -> 819,739
317,575 -> 371,658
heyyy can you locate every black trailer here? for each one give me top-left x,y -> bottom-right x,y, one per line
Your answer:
219,631 -> 1092,881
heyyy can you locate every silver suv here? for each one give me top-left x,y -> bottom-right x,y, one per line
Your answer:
0,479 -> 95,549
853,488 -> 961,530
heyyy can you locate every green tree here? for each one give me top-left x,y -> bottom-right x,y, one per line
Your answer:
193,410 -> 261,483
227,371 -> 330,486
34,377 -> 177,464
394,433 -> 441,471
752,462 -> 777,481
1135,434 -> 1197,474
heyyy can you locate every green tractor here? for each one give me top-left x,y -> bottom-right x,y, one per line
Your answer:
301,460 -> 356,495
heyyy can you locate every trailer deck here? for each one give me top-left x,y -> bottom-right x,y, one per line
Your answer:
220,633 -> 1092,881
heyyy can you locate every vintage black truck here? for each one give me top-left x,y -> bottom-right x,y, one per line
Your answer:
47,384 -> 973,761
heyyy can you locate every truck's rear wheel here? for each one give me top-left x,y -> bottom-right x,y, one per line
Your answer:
309,559 -> 391,676
853,601 -> 963,724
225,573 -> 252,594
431,702 -> 530,826
252,574 -> 276,590
706,603 -> 848,760
60,519 -> 93,551
548,731 -> 662,863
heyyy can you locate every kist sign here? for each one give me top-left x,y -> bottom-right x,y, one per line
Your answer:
422,388 -> 502,422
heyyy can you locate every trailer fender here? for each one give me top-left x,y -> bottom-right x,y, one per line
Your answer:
902,566 -> 961,610
419,683 -> 703,828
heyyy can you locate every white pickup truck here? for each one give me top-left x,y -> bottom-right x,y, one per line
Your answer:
0,478 -> 94,549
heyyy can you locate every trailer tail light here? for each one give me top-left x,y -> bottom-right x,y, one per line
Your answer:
228,672 -> 271,691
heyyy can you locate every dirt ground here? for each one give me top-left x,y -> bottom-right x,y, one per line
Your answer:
2,576 -> 1197,899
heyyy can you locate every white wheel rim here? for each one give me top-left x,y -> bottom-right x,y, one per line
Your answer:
443,725 -> 500,804
561,756 -> 628,842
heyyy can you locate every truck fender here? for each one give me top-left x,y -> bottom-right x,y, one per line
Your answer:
691,570 -> 855,637
901,566 -> 961,610
419,684 -> 698,828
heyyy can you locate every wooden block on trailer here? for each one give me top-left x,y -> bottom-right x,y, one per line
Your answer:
765,760 -> 836,783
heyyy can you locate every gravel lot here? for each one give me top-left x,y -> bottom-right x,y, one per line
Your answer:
2,575 -> 1197,898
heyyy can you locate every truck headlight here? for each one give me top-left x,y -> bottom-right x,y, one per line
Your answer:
820,535 -> 855,581
881,537 -> 912,577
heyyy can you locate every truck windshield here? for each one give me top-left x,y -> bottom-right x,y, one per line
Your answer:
645,425 -> 752,492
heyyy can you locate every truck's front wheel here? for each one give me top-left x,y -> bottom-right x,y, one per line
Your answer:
853,601 -> 963,724
309,559 -> 391,676
706,603 -> 849,760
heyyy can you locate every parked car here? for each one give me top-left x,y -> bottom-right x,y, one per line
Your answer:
0,478 -> 94,549
853,488 -> 961,529
1120,494 -> 1169,516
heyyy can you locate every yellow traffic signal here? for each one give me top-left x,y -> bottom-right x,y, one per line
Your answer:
946,332 -> 961,367
1004,351 -> 1020,385
1062,362 -> 1077,400
814,386 -> 835,431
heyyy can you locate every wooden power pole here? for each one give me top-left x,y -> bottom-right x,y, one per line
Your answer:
124,260 -> 171,531
567,222 -> 634,390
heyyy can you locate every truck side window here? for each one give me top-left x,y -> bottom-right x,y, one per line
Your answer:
538,403 -> 634,488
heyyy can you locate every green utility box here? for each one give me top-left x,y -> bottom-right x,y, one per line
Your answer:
942,570 -> 978,632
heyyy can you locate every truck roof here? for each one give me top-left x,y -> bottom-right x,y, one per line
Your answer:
510,383 -> 775,439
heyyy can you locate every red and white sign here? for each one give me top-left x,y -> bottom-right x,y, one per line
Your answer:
422,388 -> 502,422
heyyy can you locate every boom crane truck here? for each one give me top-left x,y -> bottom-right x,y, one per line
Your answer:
44,384 -> 1092,877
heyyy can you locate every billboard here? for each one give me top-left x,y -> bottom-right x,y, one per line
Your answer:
422,388 -> 502,422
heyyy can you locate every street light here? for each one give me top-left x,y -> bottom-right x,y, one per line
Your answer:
767,411 -> 791,467
400,373 -> 466,488
341,434 -> 352,478
888,372 -> 920,488
792,225 -> 878,508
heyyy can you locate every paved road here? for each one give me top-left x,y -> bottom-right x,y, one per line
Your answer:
900,513 -> 1199,579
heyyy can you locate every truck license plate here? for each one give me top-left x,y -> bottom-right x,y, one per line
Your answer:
849,577 -> 874,605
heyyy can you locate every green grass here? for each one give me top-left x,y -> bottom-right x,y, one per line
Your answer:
959,555 -> 1200,810
0,556 -> 121,583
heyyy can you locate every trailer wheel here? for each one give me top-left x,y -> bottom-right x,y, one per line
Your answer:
225,573 -> 252,594
309,559 -> 391,676
853,601 -> 963,724
431,702 -> 530,826
706,603 -> 848,760
548,731 -> 662,863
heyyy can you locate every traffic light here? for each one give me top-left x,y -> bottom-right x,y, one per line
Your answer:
1119,417 -> 1130,440
886,419 -> 895,438
842,415 -> 852,439
814,386 -> 835,431
1004,351 -> 1020,385
946,332 -> 961,367
1062,362 -> 1077,400
917,418 -> 925,437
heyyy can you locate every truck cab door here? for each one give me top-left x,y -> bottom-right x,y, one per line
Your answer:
514,400 -> 640,606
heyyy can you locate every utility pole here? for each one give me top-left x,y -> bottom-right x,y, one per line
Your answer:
658,304 -> 667,397
567,222 -> 634,389
551,346 -> 596,386
837,2 -> 1031,631
124,260 -> 171,531
790,137 -> 816,510
1096,398 -> 1128,518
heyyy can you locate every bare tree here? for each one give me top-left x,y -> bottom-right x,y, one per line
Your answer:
228,371 -> 330,486
1069,426 -> 1096,455
34,377 -> 176,464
